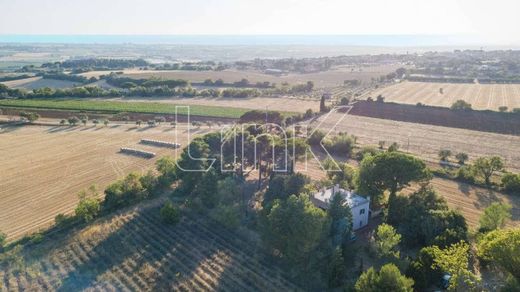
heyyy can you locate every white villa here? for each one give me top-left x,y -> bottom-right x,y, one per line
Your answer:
311,185 -> 370,230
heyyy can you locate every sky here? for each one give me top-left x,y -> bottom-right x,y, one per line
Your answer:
1,0 -> 520,45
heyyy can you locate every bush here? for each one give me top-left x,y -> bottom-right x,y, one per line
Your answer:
323,133 -> 356,157
160,202 -> 181,225
0,231 -> 6,250
450,99 -> 472,111
355,146 -> 378,161
212,204 -> 241,229
388,142 -> 399,152
75,197 -> 101,223
54,213 -> 76,228
502,173 -> 520,195
307,129 -> 326,146
456,166 -> 476,183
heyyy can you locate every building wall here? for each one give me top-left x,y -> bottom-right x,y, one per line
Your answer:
351,202 -> 370,230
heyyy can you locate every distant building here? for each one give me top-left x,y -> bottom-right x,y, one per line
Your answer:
311,185 -> 370,230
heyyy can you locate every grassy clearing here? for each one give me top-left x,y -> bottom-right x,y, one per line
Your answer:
0,98 -> 258,118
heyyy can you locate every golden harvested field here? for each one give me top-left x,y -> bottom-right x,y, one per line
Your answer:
313,113 -> 520,172
1,77 -> 78,90
0,199 -> 299,291
113,96 -> 320,113
81,64 -> 399,88
368,81 -> 520,111
0,122 -> 202,240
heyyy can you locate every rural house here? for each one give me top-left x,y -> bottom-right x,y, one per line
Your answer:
311,185 -> 370,230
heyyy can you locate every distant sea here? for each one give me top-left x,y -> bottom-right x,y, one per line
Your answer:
0,34 -> 481,46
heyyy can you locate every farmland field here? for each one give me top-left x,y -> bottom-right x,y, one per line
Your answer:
0,98 -> 257,119
368,81 -> 520,111
80,64 -> 400,88
115,96 -> 321,113
0,123 -> 202,240
313,113 -> 520,172
1,77 -> 78,90
0,198 -> 299,291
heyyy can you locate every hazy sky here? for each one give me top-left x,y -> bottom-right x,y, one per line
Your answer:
1,0 -> 519,44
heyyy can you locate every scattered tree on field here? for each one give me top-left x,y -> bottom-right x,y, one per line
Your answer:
60,119 -> 66,126
136,120 -> 142,127
378,140 -> 385,149
473,156 -> 504,185
502,172 -> 520,195
0,231 -> 6,251
455,152 -> 469,165
92,119 -> 99,126
68,116 -> 79,126
451,99 -> 472,111
103,119 -> 109,127
438,149 -> 452,162
388,142 -> 399,152
479,202 -> 512,232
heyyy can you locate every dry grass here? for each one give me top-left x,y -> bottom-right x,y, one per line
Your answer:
0,122 -> 203,240
313,113 -> 520,172
1,77 -> 78,90
368,81 -> 520,111
0,199 -> 299,291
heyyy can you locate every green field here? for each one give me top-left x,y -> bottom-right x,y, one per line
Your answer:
0,98 -> 259,118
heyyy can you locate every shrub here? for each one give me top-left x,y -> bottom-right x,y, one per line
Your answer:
456,166 -> 476,183
160,202 -> 181,225
455,152 -> 469,165
355,146 -> 378,161
323,133 -> 356,157
307,129 -> 326,146
499,106 -> 508,112
502,172 -> 520,195
451,99 -> 472,111
75,196 -> 101,223
438,149 -> 452,161
54,213 -> 76,227
388,142 -> 399,152
0,231 -> 6,250
212,204 -> 241,229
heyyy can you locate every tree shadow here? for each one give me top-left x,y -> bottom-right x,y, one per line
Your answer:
52,206 -> 297,291
0,124 -> 25,134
